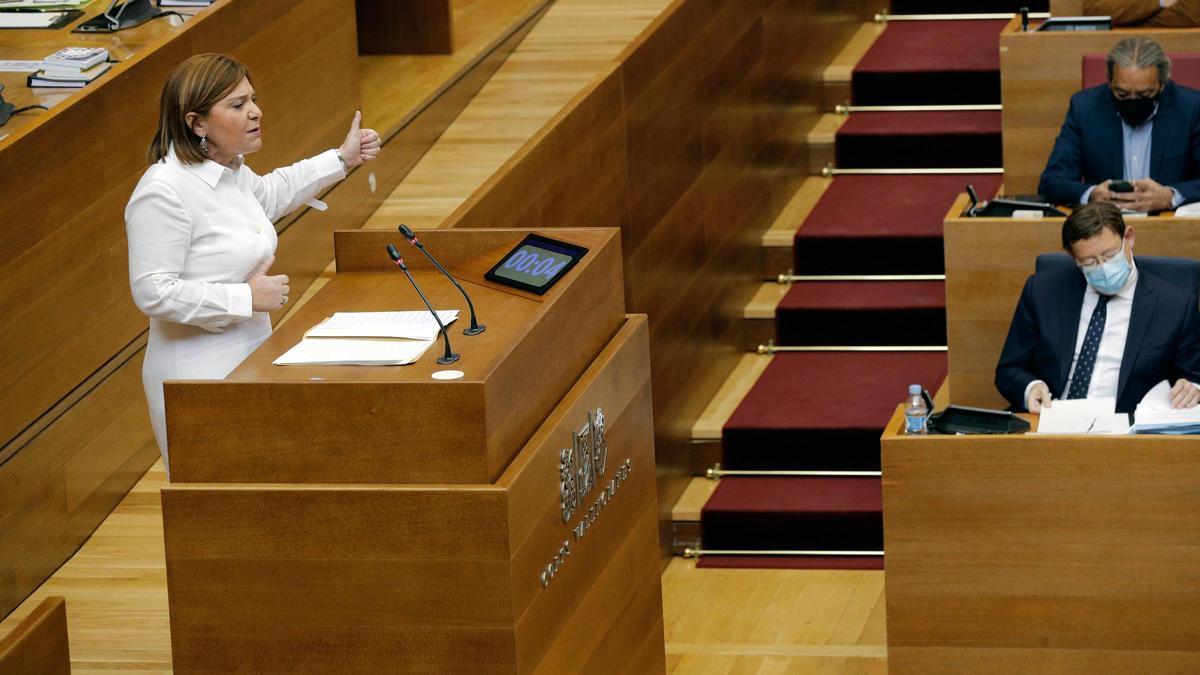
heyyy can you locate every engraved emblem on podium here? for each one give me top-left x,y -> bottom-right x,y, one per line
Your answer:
560,407 -> 606,523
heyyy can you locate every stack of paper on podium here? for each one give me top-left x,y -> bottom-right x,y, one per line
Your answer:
1034,397 -> 1130,435
1132,380 -> 1200,434
273,310 -> 458,365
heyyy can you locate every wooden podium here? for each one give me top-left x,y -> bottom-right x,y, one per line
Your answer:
160,228 -> 666,673
881,408 -> 1200,673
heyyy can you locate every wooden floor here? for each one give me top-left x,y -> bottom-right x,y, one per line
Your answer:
0,460 -> 887,673
664,559 -> 887,674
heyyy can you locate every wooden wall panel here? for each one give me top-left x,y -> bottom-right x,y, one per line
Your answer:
1000,24 -> 1196,195
0,349 -> 158,618
356,0 -> 454,55
441,0 -> 874,551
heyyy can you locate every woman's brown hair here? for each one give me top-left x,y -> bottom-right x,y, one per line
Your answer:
148,53 -> 251,165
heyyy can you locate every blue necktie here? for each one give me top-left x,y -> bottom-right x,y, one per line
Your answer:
1067,294 -> 1111,399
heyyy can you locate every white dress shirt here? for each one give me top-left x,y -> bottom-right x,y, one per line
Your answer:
126,146 -> 345,474
1063,262 -> 1137,398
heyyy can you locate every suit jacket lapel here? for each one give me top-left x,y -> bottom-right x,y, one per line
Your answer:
1118,271 -> 1157,401
1057,273 -> 1087,397
1098,94 -> 1125,180
1149,83 -> 1175,179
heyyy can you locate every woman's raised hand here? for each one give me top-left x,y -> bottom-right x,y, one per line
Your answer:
338,110 -> 382,169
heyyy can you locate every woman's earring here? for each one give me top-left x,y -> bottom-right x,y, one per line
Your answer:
199,136 -> 208,155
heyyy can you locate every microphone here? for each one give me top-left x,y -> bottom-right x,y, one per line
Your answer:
386,244 -> 460,365
398,224 -> 485,335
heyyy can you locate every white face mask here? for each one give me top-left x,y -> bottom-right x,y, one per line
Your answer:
1079,240 -> 1131,295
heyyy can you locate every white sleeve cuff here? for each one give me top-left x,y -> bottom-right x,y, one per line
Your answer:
229,282 -> 254,319
1170,187 -> 1185,209
315,148 -> 348,180
1024,379 -> 1047,409
1079,185 -> 1096,205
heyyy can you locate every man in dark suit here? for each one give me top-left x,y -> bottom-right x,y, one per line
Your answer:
1038,37 -> 1200,210
995,203 -> 1200,413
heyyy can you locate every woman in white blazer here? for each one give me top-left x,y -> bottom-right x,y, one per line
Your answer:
125,53 -> 381,475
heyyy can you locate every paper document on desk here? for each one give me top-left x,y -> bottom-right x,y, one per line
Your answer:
1175,202 -> 1200,218
1131,380 -> 1200,434
0,11 -> 65,27
273,338 -> 433,366
1034,397 -> 1130,435
304,310 -> 459,341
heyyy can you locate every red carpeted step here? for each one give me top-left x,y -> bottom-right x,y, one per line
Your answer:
700,477 -> 883,553
891,0 -> 1046,12
853,20 -> 1007,105
775,280 -> 946,347
836,110 -> 1002,169
793,174 -> 1003,274
722,351 -> 946,470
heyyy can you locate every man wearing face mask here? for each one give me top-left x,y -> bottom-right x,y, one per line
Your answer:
995,203 -> 1200,414
1038,37 -> 1200,210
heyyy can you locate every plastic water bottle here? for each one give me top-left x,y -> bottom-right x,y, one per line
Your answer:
904,384 -> 928,435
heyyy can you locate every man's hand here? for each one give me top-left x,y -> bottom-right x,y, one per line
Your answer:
1027,382 -> 1053,413
1170,379 -> 1200,409
1125,178 -> 1177,212
1089,180 -> 1137,206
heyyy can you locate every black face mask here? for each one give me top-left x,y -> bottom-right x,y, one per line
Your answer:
1111,91 -> 1159,128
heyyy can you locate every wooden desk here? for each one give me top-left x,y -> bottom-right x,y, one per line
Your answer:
943,193 -> 1200,408
161,228 -> 666,672
999,20 -> 1197,194
881,407 -> 1200,673
0,597 -> 69,675
0,0 -> 359,619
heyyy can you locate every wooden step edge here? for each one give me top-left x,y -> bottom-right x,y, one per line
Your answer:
762,176 -> 833,247
805,113 -> 847,146
670,476 -> 719,522
691,353 -> 774,441
744,282 -> 788,320
822,22 -> 887,84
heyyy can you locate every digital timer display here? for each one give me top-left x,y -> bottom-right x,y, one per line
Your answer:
484,234 -> 588,295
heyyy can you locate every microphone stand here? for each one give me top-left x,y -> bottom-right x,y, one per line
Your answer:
399,224 -> 485,335
387,244 -> 459,365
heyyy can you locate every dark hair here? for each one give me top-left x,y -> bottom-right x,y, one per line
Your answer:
148,53 -> 251,165
1062,203 -> 1126,250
